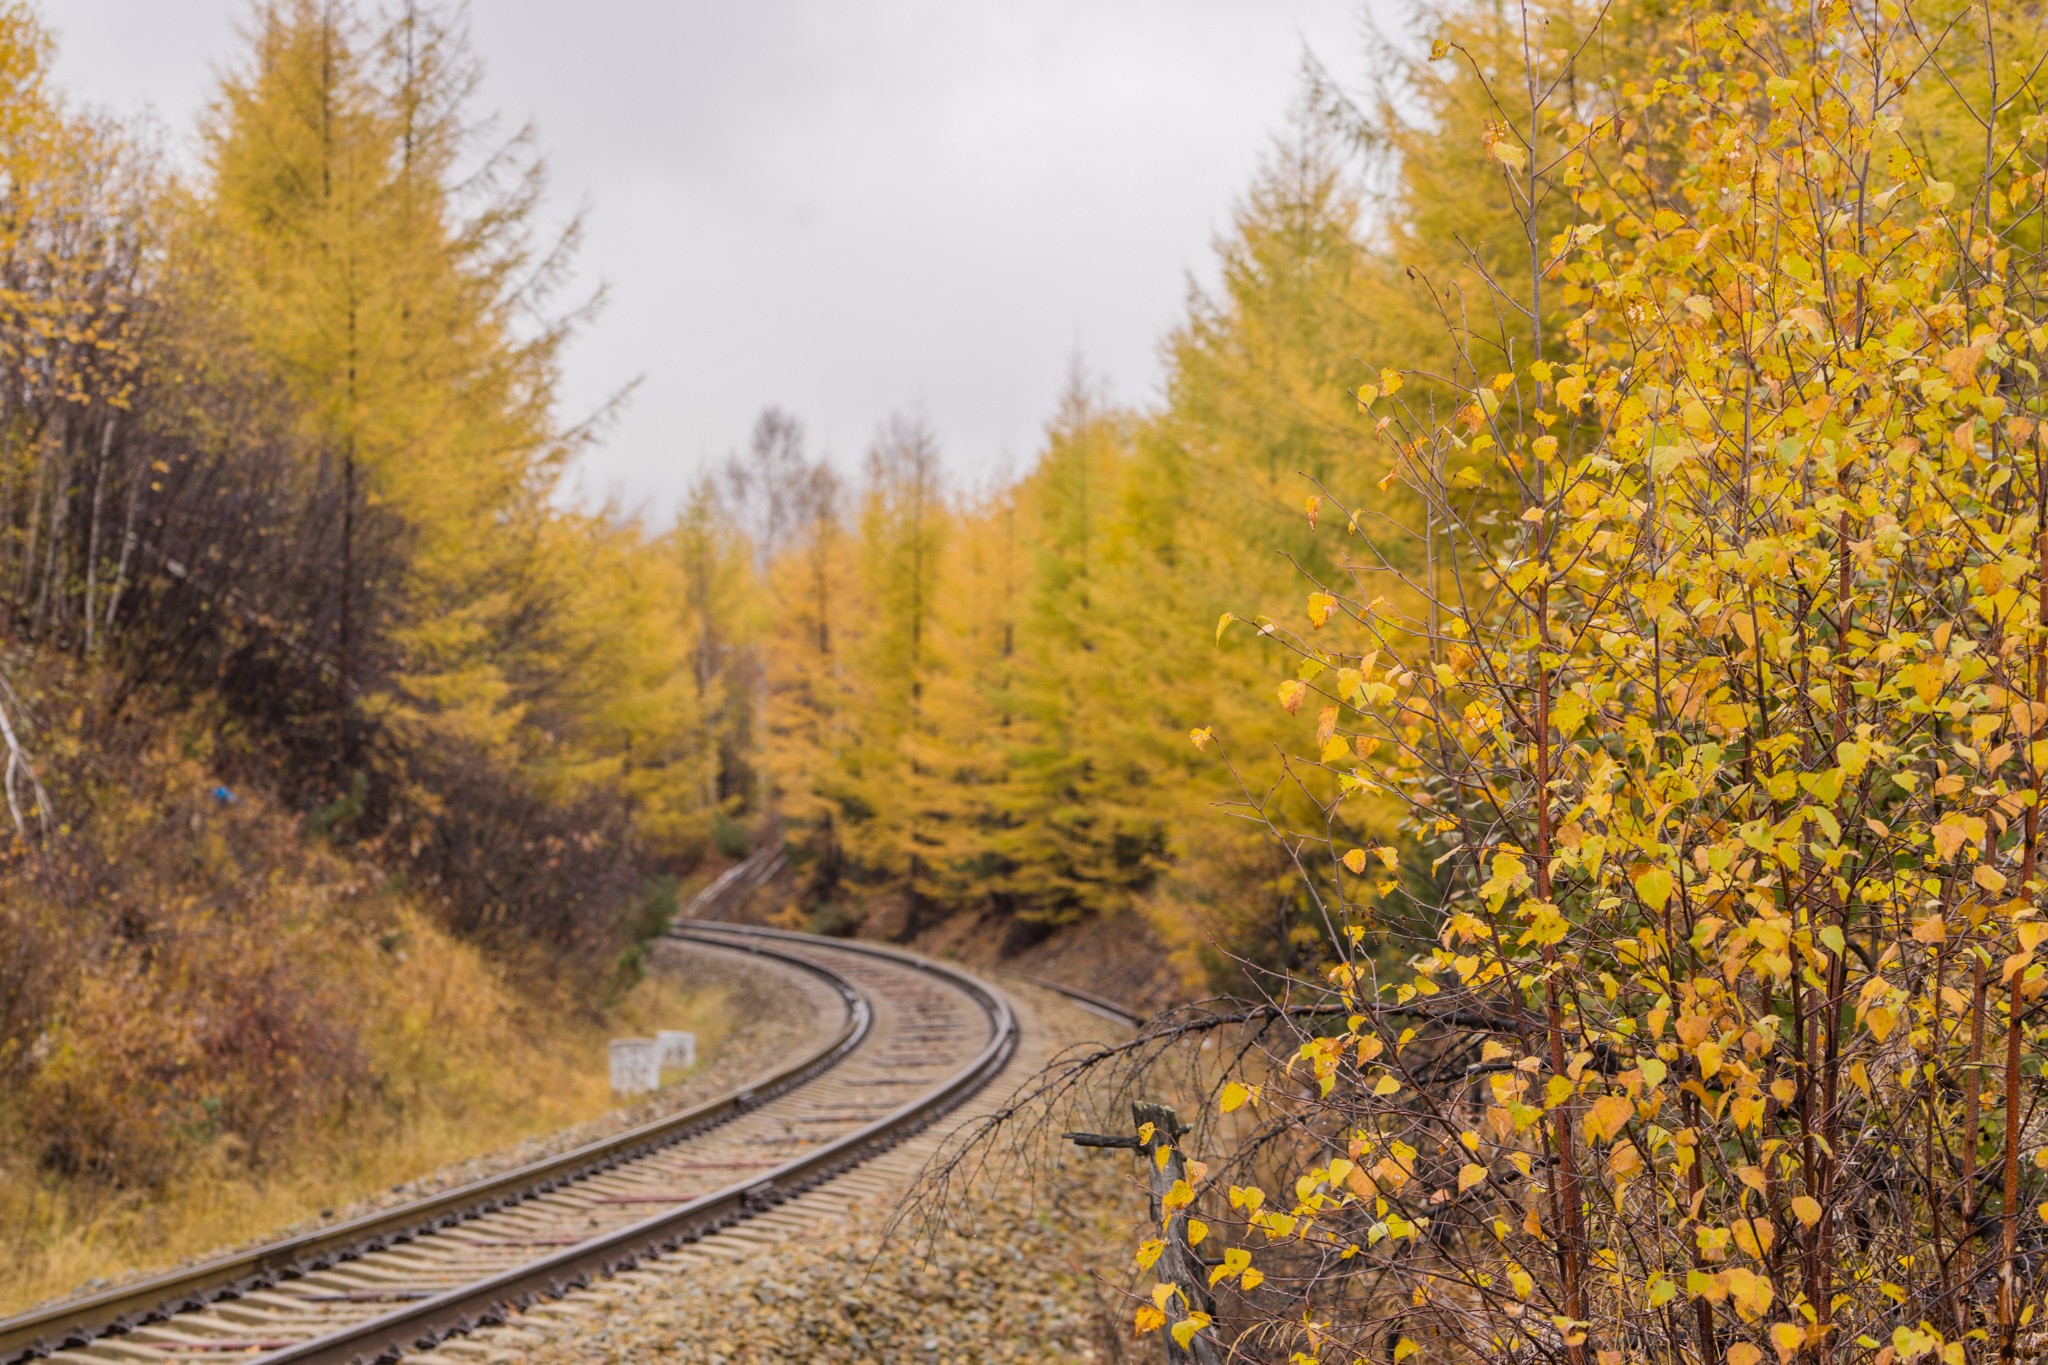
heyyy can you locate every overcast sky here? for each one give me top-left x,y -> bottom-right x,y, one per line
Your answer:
47,1 -> 1374,516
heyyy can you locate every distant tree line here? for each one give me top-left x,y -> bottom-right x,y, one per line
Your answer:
0,0 -> 1432,995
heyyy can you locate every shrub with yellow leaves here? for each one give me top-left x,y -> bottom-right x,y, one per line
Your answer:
1113,0 -> 2048,1360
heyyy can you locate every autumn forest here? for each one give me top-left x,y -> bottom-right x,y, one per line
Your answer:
0,0 -> 1409,1293
13,0 -> 2048,1358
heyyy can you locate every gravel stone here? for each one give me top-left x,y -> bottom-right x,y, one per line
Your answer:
473,986 -> 1142,1365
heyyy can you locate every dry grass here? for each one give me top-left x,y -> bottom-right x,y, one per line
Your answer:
0,656 -> 749,1316
0,921 -> 731,1314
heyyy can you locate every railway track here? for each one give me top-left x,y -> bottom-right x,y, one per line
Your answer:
1,925 -> 1019,1365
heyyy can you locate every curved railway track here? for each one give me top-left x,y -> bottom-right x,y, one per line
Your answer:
1,924 -> 1021,1365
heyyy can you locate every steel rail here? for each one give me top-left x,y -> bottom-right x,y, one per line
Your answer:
5,926 -> 1018,1365
250,925 -> 1016,1365
0,935 -> 867,1365
998,970 -> 1145,1027
676,846 -> 785,923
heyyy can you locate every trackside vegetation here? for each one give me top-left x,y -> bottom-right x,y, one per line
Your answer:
1122,0 -> 2048,1360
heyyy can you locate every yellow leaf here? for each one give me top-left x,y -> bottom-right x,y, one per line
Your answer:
1278,680 -> 1308,715
1343,848 -> 1368,874
1789,1195 -> 1822,1227
1784,306 -> 1828,338
1458,1162 -> 1487,1193
1724,1266 -> 1773,1321
1732,1218 -> 1775,1259
1209,1247 -> 1251,1287
1586,1093 -> 1633,1143
1394,1339 -> 1420,1363
1380,367 -> 1404,395
1489,137 -> 1529,171
1134,1305 -> 1165,1336
1728,1345 -> 1763,1365
1373,1074 -> 1401,1097
1240,1267 -> 1264,1290
1697,1226 -> 1731,1262
1220,1081 -> 1251,1113
1216,613 -> 1236,644
1770,1323 -> 1807,1363
1171,1312 -> 1212,1350
1634,866 -> 1675,911
1189,726 -> 1215,751
1135,1238 -> 1164,1270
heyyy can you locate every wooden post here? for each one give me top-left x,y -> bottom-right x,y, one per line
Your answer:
1134,1103 -> 1225,1365
1068,1103 -> 1223,1365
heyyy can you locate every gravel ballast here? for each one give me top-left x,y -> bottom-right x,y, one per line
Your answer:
446,985 -> 1147,1365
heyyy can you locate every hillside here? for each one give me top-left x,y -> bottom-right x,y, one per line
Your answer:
0,649 -> 742,1312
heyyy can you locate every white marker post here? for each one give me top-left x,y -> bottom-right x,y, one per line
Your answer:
609,1038 -> 661,1096
657,1030 -> 697,1071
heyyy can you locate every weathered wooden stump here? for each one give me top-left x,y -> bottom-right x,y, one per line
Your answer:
1067,1103 -> 1225,1365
